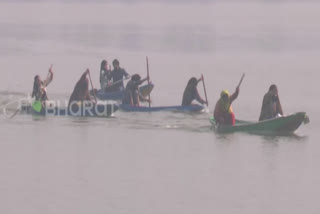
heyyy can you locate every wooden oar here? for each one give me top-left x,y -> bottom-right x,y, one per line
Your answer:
0,98 -> 27,110
7,108 -> 20,119
1,99 -> 21,119
237,73 -> 245,88
201,74 -> 209,107
105,76 -> 130,89
224,73 -> 246,113
87,69 -> 97,103
146,56 -> 151,108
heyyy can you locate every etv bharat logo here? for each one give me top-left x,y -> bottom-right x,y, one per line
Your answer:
3,99 -> 117,118
46,100 -> 117,117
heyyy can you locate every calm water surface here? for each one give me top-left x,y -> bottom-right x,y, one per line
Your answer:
0,2 -> 319,214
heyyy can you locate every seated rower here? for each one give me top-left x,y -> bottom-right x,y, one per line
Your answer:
109,59 -> 129,92
259,84 -> 283,121
31,65 -> 54,111
122,74 -> 150,106
181,77 -> 207,106
214,87 -> 240,126
99,59 -> 112,92
68,69 -> 94,112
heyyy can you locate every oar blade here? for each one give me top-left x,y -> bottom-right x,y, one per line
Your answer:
201,74 -> 209,107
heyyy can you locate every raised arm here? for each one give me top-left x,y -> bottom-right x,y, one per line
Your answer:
230,86 -> 240,104
276,95 -> 283,115
139,77 -> 148,85
195,88 -> 206,105
123,69 -> 129,79
43,65 -> 54,87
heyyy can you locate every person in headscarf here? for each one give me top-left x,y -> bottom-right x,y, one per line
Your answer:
109,59 -> 129,92
68,69 -> 93,110
122,74 -> 149,106
32,66 -> 54,102
259,84 -> 283,121
214,86 -> 240,126
99,59 -> 112,91
181,77 -> 207,106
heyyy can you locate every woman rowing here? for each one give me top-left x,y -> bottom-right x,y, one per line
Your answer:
214,86 -> 240,126
181,77 -> 207,106
31,65 -> 54,111
122,74 -> 150,106
259,84 -> 283,121
68,69 -> 95,112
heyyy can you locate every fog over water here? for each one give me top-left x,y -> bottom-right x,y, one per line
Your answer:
0,1 -> 319,214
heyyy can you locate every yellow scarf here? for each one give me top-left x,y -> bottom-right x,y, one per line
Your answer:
220,90 -> 233,113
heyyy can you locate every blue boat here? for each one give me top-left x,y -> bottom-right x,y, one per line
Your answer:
20,103 -> 118,117
119,104 -> 205,113
96,83 -> 154,101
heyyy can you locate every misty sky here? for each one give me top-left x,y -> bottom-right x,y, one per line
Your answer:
0,0 -> 316,3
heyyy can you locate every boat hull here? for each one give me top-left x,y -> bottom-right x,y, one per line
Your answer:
119,104 -> 205,113
210,112 -> 307,135
97,83 -> 154,101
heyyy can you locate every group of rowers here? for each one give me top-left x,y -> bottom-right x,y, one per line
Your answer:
31,59 -> 283,126
31,59 -> 150,111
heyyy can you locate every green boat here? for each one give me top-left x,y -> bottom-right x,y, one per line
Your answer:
209,112 -> 309,135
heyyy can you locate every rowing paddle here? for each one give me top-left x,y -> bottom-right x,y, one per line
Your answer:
223,73 -> 246,114
105,75 -> 131,89
201,74 -> 209,107
87,69 -> 97,103
237,73 -> 245,88
7,108 -> 20,119
146,56 -> 151,108
2,98 -> 25,119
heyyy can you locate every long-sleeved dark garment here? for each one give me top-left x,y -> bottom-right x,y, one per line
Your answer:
181,85 -> 206,106
259,92 -> 283,121
68,72 -> 91,108
122,79 -> 146,106
110,68 -> 129,91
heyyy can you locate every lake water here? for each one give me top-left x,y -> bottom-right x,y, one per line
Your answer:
0,2 -> 319,214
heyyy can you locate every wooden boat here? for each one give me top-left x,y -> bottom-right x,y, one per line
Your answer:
119,104 -> 205,113
96,83 -> 154,101
210,112 -> 309,135
20,103 -> 118,118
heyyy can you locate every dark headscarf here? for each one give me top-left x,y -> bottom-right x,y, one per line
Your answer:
131,74 -> 141,82
269,84 -> 277,92
77,73 -> 89,96
32,75 -> 40,98
68,72 -> 90,106
186,77 -> 198,90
